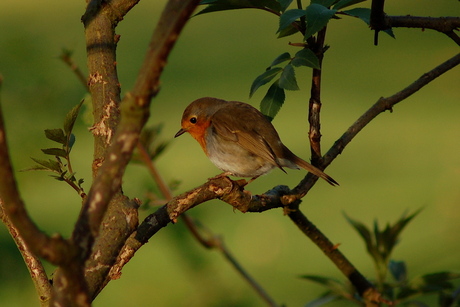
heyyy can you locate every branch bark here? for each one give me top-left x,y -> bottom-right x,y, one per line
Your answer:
308,25 -> 328,165
71,0 -> 200,301
370,0 -> 460,46
0,200 -> 52,307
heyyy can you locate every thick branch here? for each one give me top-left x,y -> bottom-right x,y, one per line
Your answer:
75,0 -> 196,261
73,0 -> 199,256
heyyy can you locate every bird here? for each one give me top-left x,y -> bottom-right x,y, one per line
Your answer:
174,97 -> 338,186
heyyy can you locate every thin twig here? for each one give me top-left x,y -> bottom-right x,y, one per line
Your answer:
59,49 -> 89,91
288,204 -> 391,306
0,200 -> 52,307
292,52 -> 460,197
389,16 -> 460,46
0,77 -> 89,306
369,0 -> 460,46
0,78 -> 73,265
214,236 -> 281,307
444,30 -> 460,46
308,25 -> 328,164
136,142 -> 173,199
324,52 -> 460,167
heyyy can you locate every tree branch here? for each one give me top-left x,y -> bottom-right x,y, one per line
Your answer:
73,0 -> 199,256
370,0 -> 460,46
0,199 -> 52,307
325,52 -> 460,165
308,25 -> 328,164
67,0 -> 200,302
287,205 -> 391,306
0,78 -> 74,266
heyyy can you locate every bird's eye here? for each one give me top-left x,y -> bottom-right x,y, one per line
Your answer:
189,116 -> 197,124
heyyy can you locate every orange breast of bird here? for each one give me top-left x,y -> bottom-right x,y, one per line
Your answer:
185,118 -> 211,156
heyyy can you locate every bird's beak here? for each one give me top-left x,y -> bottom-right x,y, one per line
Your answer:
174,128 -> 187,138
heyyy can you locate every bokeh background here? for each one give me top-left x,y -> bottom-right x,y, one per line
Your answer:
0,1 -> 459,306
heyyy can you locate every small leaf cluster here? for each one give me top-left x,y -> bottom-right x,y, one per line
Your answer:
249,49 -> 319,120
23,100 -> 85,197
197,0 -> 386,120
197,0 -> 397,122
302,210 -> 460,306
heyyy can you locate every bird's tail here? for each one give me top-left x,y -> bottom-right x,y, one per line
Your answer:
282,146 -> 339,186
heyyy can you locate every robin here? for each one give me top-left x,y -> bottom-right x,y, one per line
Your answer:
175,97 -> 338,186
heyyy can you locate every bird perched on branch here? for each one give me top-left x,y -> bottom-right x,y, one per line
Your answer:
175,97 -> 338,186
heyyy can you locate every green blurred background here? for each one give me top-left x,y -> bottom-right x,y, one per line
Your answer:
0,1 -> 459,306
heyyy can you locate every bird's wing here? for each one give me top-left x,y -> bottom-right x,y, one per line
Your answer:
211,103 -> 284,169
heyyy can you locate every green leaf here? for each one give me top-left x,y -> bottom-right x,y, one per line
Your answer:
300,275 -> 344,290
389,260 -> 407,283
64,99 -> 84,135
383,28 -> 395,38
278,9 -> 306,33
383,209 -> 422,256
44,128 -> 66,145
342,7 -> 370,23
278,0 -> 293,12
342,7 -> 394,38
249,67 -> 283,97
41,148 -> 67,158
292,48 -> 320,69
20,165 -> 49,172
279,64 -> 299,91
342,6 -> 394,39
68,133 -> 76,150
305,294 -> 340,307
398,272 -> 460,300
300,275 -> 352,299
312,0 -> 338,7
304,3 -> 337,39
332,0 -> 366,10
30,158 -> 62,173
270,52 -> 292,67
277,23 -> 300,38
343,213 -> 376,257
196,0 -> 282,15
260,80 -> 285,120
51,175 -> 65,181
